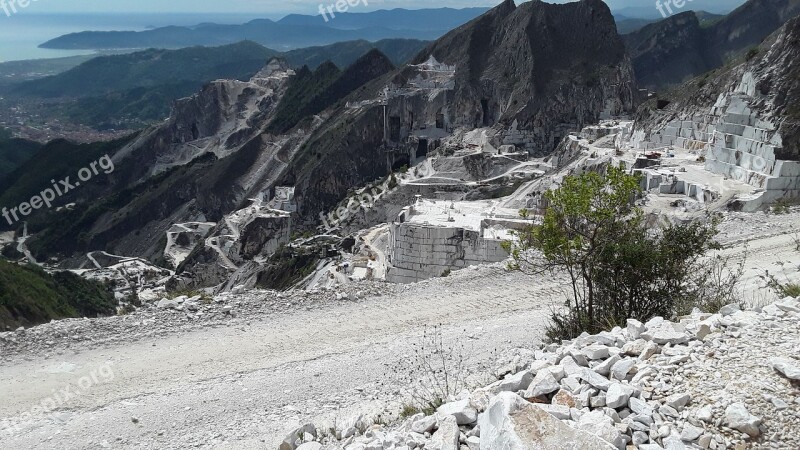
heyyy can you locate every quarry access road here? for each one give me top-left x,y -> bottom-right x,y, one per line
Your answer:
1,211 -> 799,449
0,265 -> 566,450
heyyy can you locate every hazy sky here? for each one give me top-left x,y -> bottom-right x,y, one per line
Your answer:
25,0 -> 749,17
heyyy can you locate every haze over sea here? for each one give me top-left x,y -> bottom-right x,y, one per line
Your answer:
0,13 -> 268,63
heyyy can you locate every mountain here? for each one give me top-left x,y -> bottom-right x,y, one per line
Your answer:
14,41 -> 279,98
7,39 -> 428,131
408,0 -> 635,150
0,135 -> 134,214
614,11 -> 722,35
616,18 -> 659,34
38,6 -> 686,54
5,0 -> 636,291
625,0 -> 800,89
694,11 -> 725,25
277,7 -> 491,31
267,50 -> 395,134
283,39 -> 427,69
20,39 -> 424,98
39,17 -> 444,52
613,1 -> 743,19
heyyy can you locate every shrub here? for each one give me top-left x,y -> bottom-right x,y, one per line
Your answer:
771,198 -> 792,214
504,165 -> 739,342
388,325 -> 469,414
765,269 -> 800,298
388,173 -> 398,190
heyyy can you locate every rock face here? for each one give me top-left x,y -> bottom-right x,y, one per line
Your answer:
625,0 -> 800,89
175,208 -> 292,290
27,51 -> 394,280
120,58 -> 298,182
386,222 -> 508,283
480,392 -> 615,450
417,0 -> 635,154
26,58 -> 304,263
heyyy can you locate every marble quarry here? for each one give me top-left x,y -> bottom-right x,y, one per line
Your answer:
631,72 -> 800,211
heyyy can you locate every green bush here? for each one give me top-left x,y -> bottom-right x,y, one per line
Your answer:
505,165 -> 740,342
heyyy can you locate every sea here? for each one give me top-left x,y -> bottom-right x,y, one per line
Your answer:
0,13 -> 269,63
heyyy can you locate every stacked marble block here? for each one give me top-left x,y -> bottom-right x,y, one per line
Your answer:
634,168 -> 719,204
636,115 -> 716,152
704,95 -> 800,199
386,221 -> 507,284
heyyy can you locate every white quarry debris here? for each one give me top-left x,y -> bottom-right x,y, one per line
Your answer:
0,280 -> 393,361
771,357 -> 800,381
479,392 -> 616,449
164,221 -> 215,267
75,253 -> 173,305
280,295 -> 800,450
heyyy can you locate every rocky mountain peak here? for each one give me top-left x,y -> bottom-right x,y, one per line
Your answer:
407,0 -> 634,153
252,57 -> 293,80
626,0 -> 800,90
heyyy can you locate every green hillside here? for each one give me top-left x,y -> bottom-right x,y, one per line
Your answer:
14,41 -> 279,98
267,49 -> 396,134
0,135 -> 135,220
0,260 -> 116,330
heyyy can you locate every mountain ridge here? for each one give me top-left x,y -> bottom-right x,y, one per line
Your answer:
625,0 -> 800,89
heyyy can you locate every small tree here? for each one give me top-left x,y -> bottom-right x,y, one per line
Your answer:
504,165 -> 729,341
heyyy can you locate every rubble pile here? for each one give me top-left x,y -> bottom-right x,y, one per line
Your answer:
281,298 -> 800,449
